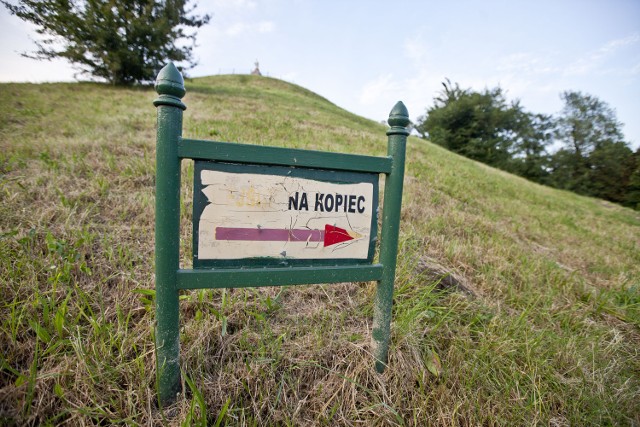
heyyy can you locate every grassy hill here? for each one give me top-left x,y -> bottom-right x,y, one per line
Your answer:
0,75 -> 638,425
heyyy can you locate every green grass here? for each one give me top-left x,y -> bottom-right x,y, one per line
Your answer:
1,75 -> 639,425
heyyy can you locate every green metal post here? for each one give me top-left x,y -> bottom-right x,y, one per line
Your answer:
153,62 -> 186,405
372,101 -> 409,373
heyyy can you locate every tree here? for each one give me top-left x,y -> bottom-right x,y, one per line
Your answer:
415,79 -> 551,180
549,91 -> 633,203
1,0 -> 210,85
623,149 -> 640,209
508,113 -> 555,183
417,83 -> 637,208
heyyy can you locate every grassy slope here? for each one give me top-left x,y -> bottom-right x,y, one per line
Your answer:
0,75 -> 638,425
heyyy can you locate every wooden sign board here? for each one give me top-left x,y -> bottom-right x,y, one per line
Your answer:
193,161 -> 379,268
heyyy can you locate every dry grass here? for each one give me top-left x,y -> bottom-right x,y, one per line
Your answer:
1,75 -> 639,425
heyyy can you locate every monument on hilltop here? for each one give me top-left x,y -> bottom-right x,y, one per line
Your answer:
251,61 -> 262,76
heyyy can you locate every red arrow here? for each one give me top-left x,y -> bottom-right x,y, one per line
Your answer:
323,224 -> 357,246
215,224 -> 362,247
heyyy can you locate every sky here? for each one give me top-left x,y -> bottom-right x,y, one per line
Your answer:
1,0 -> 639,149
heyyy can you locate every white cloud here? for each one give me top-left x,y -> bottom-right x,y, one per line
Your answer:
598,33 -> 640,55
404,34 -> 427,63
496,52 -> 557,75
257,21 -> 275,33
355,69 -> 443,121
225,23 -> 248,36
564,33 -> 640,77
225,21 -> 275,36
359,74 -> 399,106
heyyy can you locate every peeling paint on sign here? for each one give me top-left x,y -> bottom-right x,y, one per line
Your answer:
197,169 -> 375,261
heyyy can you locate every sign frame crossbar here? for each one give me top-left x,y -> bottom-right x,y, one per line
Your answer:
179,138 -> 393,174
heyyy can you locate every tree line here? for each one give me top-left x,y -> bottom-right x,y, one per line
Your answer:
415,80 -> 640,209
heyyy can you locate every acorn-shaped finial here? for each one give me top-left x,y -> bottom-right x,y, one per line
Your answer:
153,62 -> 187,110
387,101 -> 410,136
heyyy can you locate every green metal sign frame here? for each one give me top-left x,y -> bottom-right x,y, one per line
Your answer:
153,63 -> 409,406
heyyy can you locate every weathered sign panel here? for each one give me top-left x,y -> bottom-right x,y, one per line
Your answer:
193,162 -> 379,267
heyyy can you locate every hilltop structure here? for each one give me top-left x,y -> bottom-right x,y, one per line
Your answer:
251,61 -> 262,76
